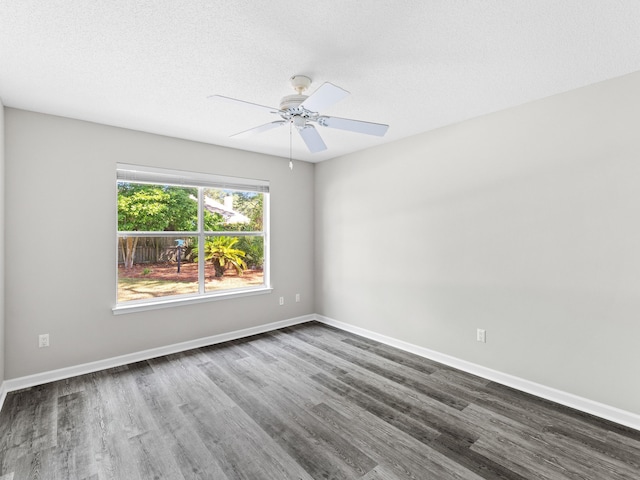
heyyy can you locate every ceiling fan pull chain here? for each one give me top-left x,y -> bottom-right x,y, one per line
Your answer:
289,121 -> 294,171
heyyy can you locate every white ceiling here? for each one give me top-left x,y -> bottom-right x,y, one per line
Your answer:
1,1 -> 640,163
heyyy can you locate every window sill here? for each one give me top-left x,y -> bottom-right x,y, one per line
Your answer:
112,287 -> 273,315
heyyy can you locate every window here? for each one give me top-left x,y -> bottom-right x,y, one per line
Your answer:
115,164 -> 270,312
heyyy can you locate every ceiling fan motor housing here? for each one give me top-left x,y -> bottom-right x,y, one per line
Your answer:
279,94 -> 308,111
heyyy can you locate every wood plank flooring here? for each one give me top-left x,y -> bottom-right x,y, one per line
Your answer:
1,321 -> 639,479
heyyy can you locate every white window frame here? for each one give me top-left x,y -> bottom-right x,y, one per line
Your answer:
113,163 -> 271,314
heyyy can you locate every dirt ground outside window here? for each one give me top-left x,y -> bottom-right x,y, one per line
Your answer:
118,263 -> 264,302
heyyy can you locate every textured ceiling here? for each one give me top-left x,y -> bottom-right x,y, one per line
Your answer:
1,1 -> 640,163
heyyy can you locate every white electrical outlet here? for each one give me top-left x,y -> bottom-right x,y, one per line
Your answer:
279,296 -> 284,306
39,333 -> 50,348
295,293 -> 301,303
476,329 -> 486,343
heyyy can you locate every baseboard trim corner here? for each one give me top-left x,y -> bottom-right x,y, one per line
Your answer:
3,314 -> 314,395
0,381 -> 7,413
314,314 -> 640,432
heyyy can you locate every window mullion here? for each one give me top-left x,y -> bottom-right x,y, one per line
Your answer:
202,231 -> 264,237
117,231 -> 195,237
198,187 -> 205,294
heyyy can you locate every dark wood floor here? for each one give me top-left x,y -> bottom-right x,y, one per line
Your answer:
1,322 -> 639,479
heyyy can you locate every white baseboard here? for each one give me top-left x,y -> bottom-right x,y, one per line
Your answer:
3,312 -> 639,433
0,381 -> 7,413
2,314 -> 314,397
315,314 -> 640,432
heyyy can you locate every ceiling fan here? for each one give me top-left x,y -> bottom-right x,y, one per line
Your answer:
210,75 -> 389,154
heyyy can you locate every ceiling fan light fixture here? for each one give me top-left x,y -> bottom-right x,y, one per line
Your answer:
292,116 -> 306,128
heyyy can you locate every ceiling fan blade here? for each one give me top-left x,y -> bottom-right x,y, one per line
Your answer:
317,116 -> 389,137
298,125 -> 327,153
209,95 -> 280,114
299,82 -> 349,113
231,121 -> 286,138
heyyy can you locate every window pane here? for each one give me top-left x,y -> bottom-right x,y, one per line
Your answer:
201,235 -> 265,292
118,182 -> 198,232
203,189 -> 263,232
115,168 -> 269,308
118,236 -> 198,302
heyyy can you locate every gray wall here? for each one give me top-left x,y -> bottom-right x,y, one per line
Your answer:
315,71 -> 640,415
0,102 -> 5,386
4,109 -> 315,379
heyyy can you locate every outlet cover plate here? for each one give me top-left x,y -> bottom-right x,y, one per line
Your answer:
477,329 -> 486,343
